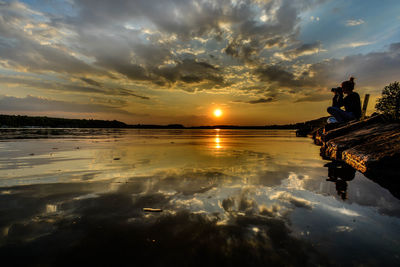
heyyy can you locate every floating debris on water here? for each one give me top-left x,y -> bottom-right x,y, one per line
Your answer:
143,208 -> 163,212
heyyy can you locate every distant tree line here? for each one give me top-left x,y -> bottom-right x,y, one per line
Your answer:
128,124 -> 185,129
0,115 -> 127,128
0,114 -> 328,129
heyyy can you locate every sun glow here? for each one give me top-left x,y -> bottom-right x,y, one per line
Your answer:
214,109 -> 222,117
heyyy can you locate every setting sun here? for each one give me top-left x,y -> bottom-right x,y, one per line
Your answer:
214,109 -> 222,117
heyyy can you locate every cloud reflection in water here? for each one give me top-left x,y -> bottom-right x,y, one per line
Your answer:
0,129 -> 400,266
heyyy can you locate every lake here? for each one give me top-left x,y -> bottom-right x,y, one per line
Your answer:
0,129 -> 399,266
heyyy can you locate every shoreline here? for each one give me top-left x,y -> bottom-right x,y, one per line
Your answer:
0,114 -> 327,130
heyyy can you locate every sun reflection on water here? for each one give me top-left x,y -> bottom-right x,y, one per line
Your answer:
214,129 -> 222,149
215,135 -> 221,149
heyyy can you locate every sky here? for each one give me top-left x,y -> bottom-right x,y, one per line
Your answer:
0,0 -> 399,126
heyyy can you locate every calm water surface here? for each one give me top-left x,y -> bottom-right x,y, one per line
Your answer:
0,129 -> 399,266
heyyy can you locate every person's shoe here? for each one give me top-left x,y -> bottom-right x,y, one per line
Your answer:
327,117 -> 338,124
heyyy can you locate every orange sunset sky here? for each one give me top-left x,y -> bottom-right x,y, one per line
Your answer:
1,0 -> 400,125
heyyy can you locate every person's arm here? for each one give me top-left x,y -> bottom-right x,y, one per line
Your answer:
336,93 -> 344,107
332,95 -> 338,107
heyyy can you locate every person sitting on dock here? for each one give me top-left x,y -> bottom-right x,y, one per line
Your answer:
327,77 -> 362,123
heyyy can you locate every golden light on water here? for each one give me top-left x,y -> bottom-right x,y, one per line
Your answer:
215,134 -> 221,149
214,128 -> 222,149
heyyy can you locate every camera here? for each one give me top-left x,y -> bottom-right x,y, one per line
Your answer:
331,87 -> 343,94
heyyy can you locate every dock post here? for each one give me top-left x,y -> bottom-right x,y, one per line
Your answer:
361,94 -> 370,119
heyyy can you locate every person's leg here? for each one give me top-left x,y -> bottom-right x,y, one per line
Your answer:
327,107 -> 346,123
341,111 -> 356,122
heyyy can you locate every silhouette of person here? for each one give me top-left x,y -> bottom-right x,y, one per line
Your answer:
325,162 -> 356,200
327,77 -> 362,123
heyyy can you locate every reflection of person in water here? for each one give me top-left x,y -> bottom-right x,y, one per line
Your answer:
327,77 -> 362,123
325,162 -> 356,200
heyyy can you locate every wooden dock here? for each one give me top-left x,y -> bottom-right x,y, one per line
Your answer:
313,115 -> 400,176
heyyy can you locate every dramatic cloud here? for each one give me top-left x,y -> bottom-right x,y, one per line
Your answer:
234,97 -> 276,104
308,42 -> 400,89
248,97 -> 275,104
254,65 -> 314,88
274,41 -> 323,61
0,76 -> 150,99
0,95 -> 132,115
0,3 -> 107,76
251,42 -> 400,103
152,59 -> 225,87
346,19 -> 365,26
80,77 -> 103,87
294,93 -> 331,103
0,0 -> 399,124
337,41 -> 373,49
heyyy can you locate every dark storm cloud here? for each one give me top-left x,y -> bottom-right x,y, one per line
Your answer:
0,95 -> 133,115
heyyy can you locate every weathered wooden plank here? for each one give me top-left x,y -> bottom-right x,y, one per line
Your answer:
342,129 -> 400,173
322,115 -> 383,142
319,121 -> 400,173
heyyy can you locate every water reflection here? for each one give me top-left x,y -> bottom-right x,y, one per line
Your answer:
325,162 -> 356,200
215,132 -> 221,149
0,129 -> 399,266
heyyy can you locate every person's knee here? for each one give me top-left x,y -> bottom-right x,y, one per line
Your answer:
327,106 -> 334,114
